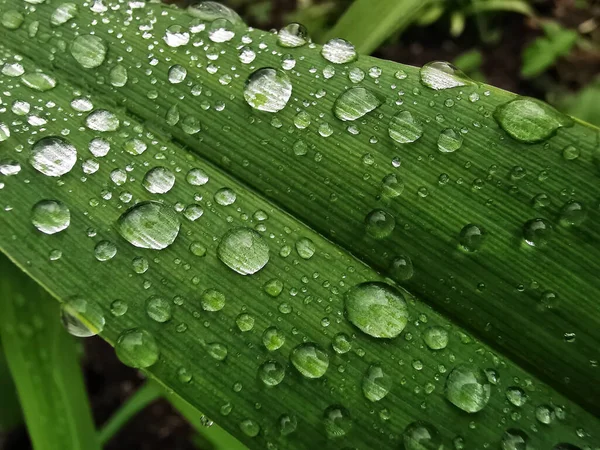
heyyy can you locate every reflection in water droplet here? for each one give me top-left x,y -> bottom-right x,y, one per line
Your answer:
365,209 -> 395,239
290,343 -> 329,378
116,328 -> 159,368
278,23 -> 308,48
86,109 -> 119,132
321,38 -> 357,64
61,297 -> 105,337
388,110 -> 423,144
32,200 -> 70,234
493,97 -> 574,143
437,128 -> 463,153
217,227 -> 269,275
362,364 -> 392,402
445,364 -> 491,413
403,421 -> 444,450
423,326 -> 448,350
146,296 -> 172,322
345,282 -> 408,338
30,137 -> 77,177
420,61 -> 473,90
523,218 -> 552,247
117,201 -> 180,250
71,34 -> 106,68
143,167 -> 176,194
323,405 -> 351,438
259,360 -> 285,386
333,87 -> 382,121
459,224 -> 486,252
244,68 -> 292,113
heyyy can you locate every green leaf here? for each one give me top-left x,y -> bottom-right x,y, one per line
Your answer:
0,342 -> 22,432
462,0 -> 535,16
323,0 -> 440,54
521,21 -> 579,78
555,79 -> 600,127
0,256 -> 100,450
1,2 -> 600,450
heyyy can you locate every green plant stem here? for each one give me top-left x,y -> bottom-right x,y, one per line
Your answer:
98,381 -> 163,445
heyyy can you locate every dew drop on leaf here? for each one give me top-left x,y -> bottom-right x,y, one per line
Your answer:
115,328 -> 159,368
217,227 -> 269,275
365,209 -> 395,239
321,38 -> 357,64
278,414 -> 297,436
21,73 -> 57,91
163,25 -> 190,47
388,110 -> 424,144
208,18 -> 235,42
420,61 -> 473,90
143,167 -> 176,194
403,421 -> 444,450
60,297 -> 105,337
109,64 -> 128,87
445,364 -> 491,413
389,255 -> 414,281
263,278 -> 283,297
295,237 -> 315,259
323,405 -> 351,438
86,109 -> 119,132
523,218 -> 552,247
94,240 -> 117,261
344,281 -> 408,339
201,288 -> 226,312
437,128 -> 463,153
263,326 -> 285,351
1,10 -> 24,29
258,360 -> 285,386
214,187 -> 237,205
290,343 -> 329,378
117,201 -> 181,250
32,200 -> 70,234
506,386 -> 528,407
187,1 -> 243,24
423,326 -> 448,350
277,23 -> 308,48
239,419 -> 260,437
30,136 -> 77,177
333,87 -> 382,121
146,295 -> 172,322
71,35 -> 107,69
502,428 -> 529,450
459,224 -> 486,252
244,68 -> 292,113
362,364 -> 392,402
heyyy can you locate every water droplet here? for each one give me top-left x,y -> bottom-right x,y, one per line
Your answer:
0,159 -> 21,176
146,296 -> 172,322
365,209 -> 395,239
117,201 -> 180,250
321,39 -> 357,64
244,68 -> 292,113
523,218 -> 552,247
109,64 -> 128,87
445,364 -> 491,413
71,35 -> 107,69
110,300 -> 128,317
187,1 -> 242,24
217,227 -> 269,275
61,297 -> 105,337
562,144 -> 579,160
424,326 -> 448,350
362,364 -> 392,402
559,201 -> 586,227
535,404 -> 555,425
207,342 -> 228,360
295,237 -> 315,259
50,3 -> 78,26
437,128 -> 463,153
236,313 -> 254,332
116,328 -> 159,368
0,123 -> 10,142
208,18 -> 234,42
506,386 -> 527,407
420,61 -> 473,90
459,224 -> 486,252
263,278 -> 283,297
143,167 -> 175,194
201,288 -> 226,312
389,255 -> 414,281
32,200 -> 70,234
332,332 -> 351,354
239,419 -> 260,437
493,97 -> 574,143
278,23 -> 308,48
323,405 -> 351,438
2,10 -> 24,29
168,64 -> 187,84
30,137 -> 77,177
94,240 -> 117,261
239,46 -> 256,64
502,429 -> 529,450
403,421 -> 444,450
214,187 -> 236,206
164,24 -> 190,47
290,343 -> 329,378
186,168 -> 209,186
345,282 -> 408,338
259,360 -> 285,386
333,87 -> 382,121
89,138 -> 110,157
278,414 -> 297,436
86,109 -> 119,132
263,326 -> 285,351
21,73 -> 57,91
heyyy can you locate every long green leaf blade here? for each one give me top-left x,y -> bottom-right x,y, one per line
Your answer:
0,2 -> 599,449
0,256 -> 100,450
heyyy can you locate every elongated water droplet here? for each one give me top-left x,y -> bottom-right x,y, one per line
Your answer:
403,421 -> 444,450
333,87 -> 382,121
86,109 -> 119,132
21,73 -> 57,91
71,35 -> 107,69
259,360 -> 285,386
30,137 -> 77,177
345,282 -> 408,338
290,343 -> 329,378
51,3 -> 78,26
420,61 -> 473,90
493,97 -> 574,143
278,23 -> 308,48
116,328 -> 159,368
217,227 -> 269,275
187,1 -> 243,24
244,68 -> 292,113
388,110 -> 423,144
321,38 -> 357,64
323,405 -> 351,438
362,364 -> 392,402
61,297 -> 105,337
117,201 -> 180,250
445,364 -> 491,413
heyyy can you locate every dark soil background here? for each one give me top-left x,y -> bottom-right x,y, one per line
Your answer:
2,1 -> 599,449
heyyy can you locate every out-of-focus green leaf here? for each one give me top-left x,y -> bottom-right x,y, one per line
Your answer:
0,256 -> 100,450
449,11 -> 466,37
521,21 -> 579,78
463,0 -> 534,16
554,79 -> 600,127
0,342 -> 22,433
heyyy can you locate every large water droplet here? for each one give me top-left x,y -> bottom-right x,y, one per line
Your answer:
523,218 -> 552,247
388,110 -> 423,144
445,364 -> 491,413
259,360 -> 285,386
459,224 -> 486,252
321,38 -> 357,64
217,228 -> 269,275
290,343 -> 329,378
143,167 -> 176,194
362,364 -> 392,402
146,296 -> 172,322
365,209 -> 395,239
201,288 -> 226,312
1,10 -> 24,29
278,23 -> 308,48
323,405 -> 351,438
208,18 -> 234,42
30,137 -> 77,177
163,25 -> 190,47
423,326 -> 448,350
86,109 -> 119,132
403,421 -> 444,450
493,97 -> 574,143
263,326 -> 285,351
32,200 -> 70,234
117,201 -> 180,250
116,328 -> 159,368
60,297 -> 105,337
420,61 -> 473,90
244,68 -> 292,113
109,64 -> 128,87
333,87 -> 382,121
187,1 -> 243,24
437,128 -> 463,153
344,282 -> 408,338
21,73 -> 57,91
71,35 -> 107,69
502,429 -> 529,450
50,3 -> 78,26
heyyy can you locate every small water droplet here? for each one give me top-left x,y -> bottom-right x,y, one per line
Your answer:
71,35 -> 107,69
244,68 -> 292,113
424,326 -> 448,350
323,405 -> 351,438
236,313 -> 255,332
259,360 -> 285,386
86,109 -> 119,132
389,255 -> 414,281
263,326 -> 285,351
290,343 -> 329,378
332,332 -> 351,354
32,200 -> 70,234
143,167 -> 176,194
445,364 -> 491,413
506,386 -> 528,407
217,227 -> 269,275
109,64 -> 128,87
110,300 -> 128,317
523,218 -> 552,247
207,342 -> 228,360
187,1 -> 242,23
295,237 -> 315,259
116,328 -> 159,368
94,240 -> 117,261
365,209 -> 395,239
146,296 -> 172,322
208,18 -> 235,42
214,187 -> 237,206
403,421 -> 444,450
239,419 -> 260,437
30,137 -> 77,177
201,289 -> 226,312
117,201 -> 180,250
437,128 -> 463,153
459,224 -> 486,252
51,3 -> 78,26
263,278 -> 283,297
388,110 -> 423,144
362,364 -> 392,402
321,39 -> 357,64
278,414 -> 297,436
168,64 -> 187,84
420,61 -> 473,90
